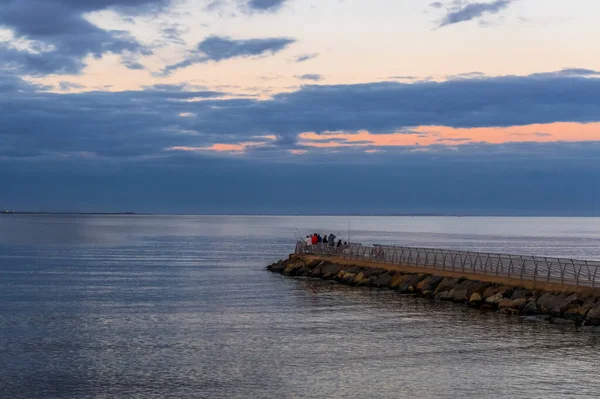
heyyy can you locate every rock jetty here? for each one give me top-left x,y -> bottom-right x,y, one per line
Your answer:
267,255 -> 600,326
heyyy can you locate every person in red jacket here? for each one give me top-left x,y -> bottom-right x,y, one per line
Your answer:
311,233 -> 318,245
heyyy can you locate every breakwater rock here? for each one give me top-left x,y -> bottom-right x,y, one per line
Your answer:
267,255 -> 600,326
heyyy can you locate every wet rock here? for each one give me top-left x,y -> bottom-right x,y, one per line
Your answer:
417,275 -> 444,293
434,277 -> 461,294
521,300 -> 539,315
295,266 -> 311,276
320,263 -> 343,279
466,282 -> 491,299
390,274 -> 411,289
363,268 -> 387,278
452,280 -> 480,303
267,259 -> 286,273
343,266 -> 362,275
310,264 -> 324,277
585,301 -> 600,326
353,272 -> 368,285
564,297 -> 596,321
498,298 -> 512,309
336,270 -> 356,284
436,289 -> 455,301
536,292 -> 564,312
510,289 -> 527,300
373,272 -> 394,288
485,293 -> 505,305
482,285 -> 513,300
306,258 -> 323,269
549,293 -> 580,317
397,274 -> 424,293
283,261 -> 305,276
509,298 -> 527,310
469,293 -> 482,306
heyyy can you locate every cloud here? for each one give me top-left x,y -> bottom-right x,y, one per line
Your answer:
438,0 -> 514,28
247,0 -> 287,12
163,35 -> 296,74
295,53 -> 319,63
58,81 -> 86,91
296,74 -> 323,81
429,1 -> 444,9
2,70 -> 600,163
0,0 -> 168,75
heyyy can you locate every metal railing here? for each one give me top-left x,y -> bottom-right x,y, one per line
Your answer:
295,241 -> 600,288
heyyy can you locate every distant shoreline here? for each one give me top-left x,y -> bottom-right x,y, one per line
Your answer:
1,212 -> 141,215
1,212 -> 599,217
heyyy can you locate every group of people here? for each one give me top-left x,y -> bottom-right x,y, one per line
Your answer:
305,233 -> 347,248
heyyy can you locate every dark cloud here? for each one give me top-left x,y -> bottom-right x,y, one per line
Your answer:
2,70 -> 600,163
438,0 -> 513,28
296,74 -> 323,81
0,0 -> 169,75
247,0 -> 287,11
163,35 -> 296,74
429,1 -> 443,9
295,53 -> 319,63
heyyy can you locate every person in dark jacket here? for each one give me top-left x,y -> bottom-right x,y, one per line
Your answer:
328,233 -> 336,246
337,239 -> 342,247
323,235 -> 328,244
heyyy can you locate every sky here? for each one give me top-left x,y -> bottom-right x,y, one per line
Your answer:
1,0 -> 600,215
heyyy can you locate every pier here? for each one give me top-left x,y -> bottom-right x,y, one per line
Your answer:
295,242 -> 600,289
267,242 -> 600,326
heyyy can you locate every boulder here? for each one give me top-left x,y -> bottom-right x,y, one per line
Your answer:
417,275 -> 445,293
320,263 -> 343,279
306,258 -> 323,269
373,272 -> 395,288
564,297 -> 596,321
452,280 -> 481,303
353,272 -> 368,285
549,294 -> 580,317
510,289 -> 527,300
336,270 -> 356,284
397,274 -> 424,293
295,266 -> 311,276
482,285 -> 513,300
436,289 -> 455,301
485,293 -> 505,305
585,301 -> 600,326
283,261 -> 305,275
267,259 -> 286,273
434,277 -> 461,294
469,293 -> 482,305
521,300 -> 539,315
536,293 -> 563,312
310,262 -> 325,277
509,298 -> 527,310
390,274 -> 409,289
498,298 -> 512,309
362,268 -> 388,278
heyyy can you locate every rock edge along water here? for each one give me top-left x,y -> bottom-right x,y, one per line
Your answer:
267,254 -> 600,326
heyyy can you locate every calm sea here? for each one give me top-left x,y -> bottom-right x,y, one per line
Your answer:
1,215 -> 600,399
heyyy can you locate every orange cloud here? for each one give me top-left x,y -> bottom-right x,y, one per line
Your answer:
298,122 -> 600,148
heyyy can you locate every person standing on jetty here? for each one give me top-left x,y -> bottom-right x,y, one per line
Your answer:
305,235 -> 312,246
328,233 -> 336,247
311,234 -> 318,245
